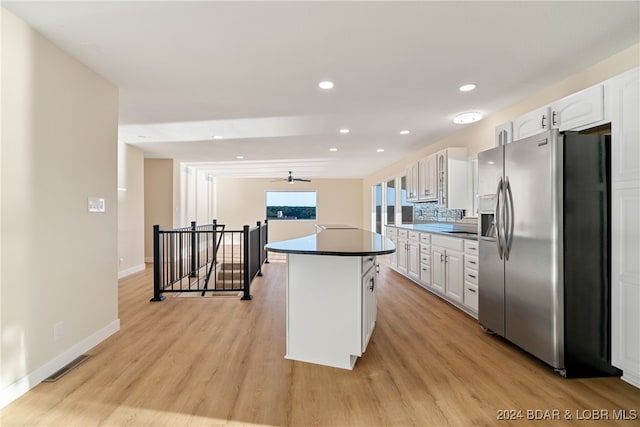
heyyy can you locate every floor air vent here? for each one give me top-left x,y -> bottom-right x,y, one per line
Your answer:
43,354 -> 90,382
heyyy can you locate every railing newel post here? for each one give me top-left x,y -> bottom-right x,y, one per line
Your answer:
241,224 -> 252,300
190,221 -> 197,278
150,224 -> 166,302
264,218 -> 269,263
256,221 -> 263,276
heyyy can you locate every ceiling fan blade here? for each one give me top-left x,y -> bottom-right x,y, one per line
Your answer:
294,178 -> 312,182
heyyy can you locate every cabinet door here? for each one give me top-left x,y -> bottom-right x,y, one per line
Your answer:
406,163 -> 419,202
445,249 -> 464,303
362,267 -> 377,351
436,151 -> 447,207
495,122 -> 513,146
431,247 -> 446,293
389,235 -> 398,267
418,159 -> 428,201
397,238 -> 408,273
512,105 -> 551,140
426,154 -> 438,201
407,241 -> 420,280
551,84 -> 604,131
610,67 -> 640,386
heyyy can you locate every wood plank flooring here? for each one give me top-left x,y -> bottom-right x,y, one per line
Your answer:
2,258 -> 639,426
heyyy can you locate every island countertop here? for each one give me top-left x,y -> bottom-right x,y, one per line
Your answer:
265,228 -> 395,256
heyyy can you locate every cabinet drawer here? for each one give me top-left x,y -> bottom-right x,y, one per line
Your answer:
464,255 -> 478,271
398,229 -> 408,238
408,231 -> 420,241
431,235 -> 464,251
362,255 -> 376,274
420,263 -> 431,285
420,233 -> 431,244
420,248 -> 431,266
464,282 -> 478,312
464,240 -> 478,255
386,227 -> 398,238
464,269 -> 478,285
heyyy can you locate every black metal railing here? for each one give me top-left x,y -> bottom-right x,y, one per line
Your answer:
151,220 -> 268,301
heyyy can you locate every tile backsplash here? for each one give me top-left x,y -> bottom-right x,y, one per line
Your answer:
413,203 -> 465,223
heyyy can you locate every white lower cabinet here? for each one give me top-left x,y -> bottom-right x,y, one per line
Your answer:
386,226 -> 478,318
407,232 -> 420,281
432,235 -> 465,305
463,240 -> 479,312
361,260 -> 377,350
385,226 -> 398,268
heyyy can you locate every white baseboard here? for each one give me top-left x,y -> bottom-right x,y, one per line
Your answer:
145,257 -> 154,263
622,371 -> 640,390
118,263 -> 146,279
0,318 -> 120,408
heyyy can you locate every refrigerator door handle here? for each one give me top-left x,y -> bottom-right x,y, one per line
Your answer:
495,177 -> 504,260
504,177 -> 515,260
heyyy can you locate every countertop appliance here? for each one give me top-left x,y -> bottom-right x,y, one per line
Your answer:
477,129 -> 619,378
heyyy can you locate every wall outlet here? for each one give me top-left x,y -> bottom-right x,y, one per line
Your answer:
53,321 -> 64,342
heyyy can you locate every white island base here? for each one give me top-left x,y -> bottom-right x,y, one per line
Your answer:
285,253 -> 377,370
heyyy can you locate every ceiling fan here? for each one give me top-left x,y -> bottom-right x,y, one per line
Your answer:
273,171 -> 312,184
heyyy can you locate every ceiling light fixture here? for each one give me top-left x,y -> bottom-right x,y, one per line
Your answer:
329,148 -> 338,152
212,135 -> 223,140
399,130 -> 410,135
376,149 -> 385,152
453,112 -> 483,125
236,155 -> 244,160
339,128 -> 350,134
318,81 -> 334,89
459,83 -> 477,92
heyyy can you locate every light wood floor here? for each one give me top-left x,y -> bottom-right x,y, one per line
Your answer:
2,258 -> 639,426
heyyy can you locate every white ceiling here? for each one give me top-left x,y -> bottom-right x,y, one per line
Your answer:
4,1 -> 639,179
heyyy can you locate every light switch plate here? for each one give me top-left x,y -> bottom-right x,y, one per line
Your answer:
88,197 -> 105,213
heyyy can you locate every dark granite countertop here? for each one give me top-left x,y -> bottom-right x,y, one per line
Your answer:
265,229 -> 396,256
388,223 -> 478,240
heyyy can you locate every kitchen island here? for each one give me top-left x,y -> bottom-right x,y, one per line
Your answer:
265,228 -> 395,370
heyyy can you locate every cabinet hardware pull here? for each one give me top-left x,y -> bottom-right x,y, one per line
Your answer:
468,274 -> 476,279
440,253 -> 444,263
376,264 -> 380,274
369,277 -> 375,292
552,111 -> 558,126
468,288 -> 477,293
469,260 -> 476,264
541,114 -> 547,128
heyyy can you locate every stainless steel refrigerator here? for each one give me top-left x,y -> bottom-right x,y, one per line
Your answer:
477,129 -> 619,378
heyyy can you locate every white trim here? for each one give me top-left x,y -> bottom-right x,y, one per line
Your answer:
622,371 -> 640,389
117,263 -> 146,279
145,257 -> 154,263
0,319 -> 120,408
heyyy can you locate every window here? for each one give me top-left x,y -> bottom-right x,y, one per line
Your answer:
400,176 -> 413,224
266,191 -> 317,220
386,178 -> 396,226
374,183 -> 382,233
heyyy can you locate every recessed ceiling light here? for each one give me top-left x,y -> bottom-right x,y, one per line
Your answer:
318,81 -> 334,89
339,128 -> 350,134
329,148 -> 338,152
459,83 -> 477,92
137,135 -> 147,139
399,130 -> 410,135
376,148 -> 385,152
453,112 -> 483,124
212,135 -> 223,139
236,155 -> 244,160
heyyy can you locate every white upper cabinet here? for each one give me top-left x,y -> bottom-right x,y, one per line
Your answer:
406,163 -> 419,202
436,148 -> 469,210
550,84 -> 604,131
512,105 -> 551,140
418,154 -> 437,201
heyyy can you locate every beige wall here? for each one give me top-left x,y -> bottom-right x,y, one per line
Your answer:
362,43 -> 640,230
117,142 -> 145,277
215,178 -> 363,242
144,159 -> 179,260
1,8 -> 119,405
